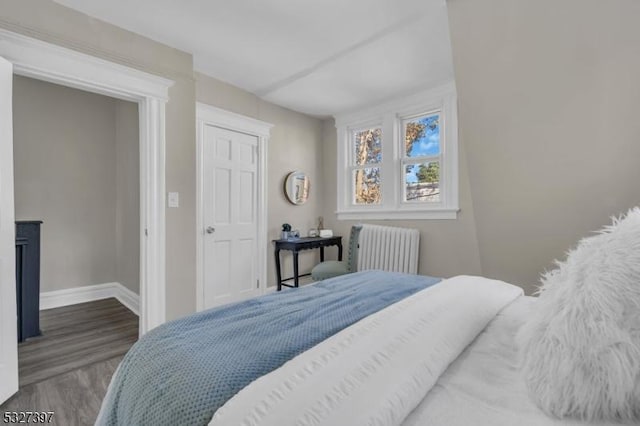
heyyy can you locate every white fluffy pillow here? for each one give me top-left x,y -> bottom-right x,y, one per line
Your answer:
517,208 -> 640,423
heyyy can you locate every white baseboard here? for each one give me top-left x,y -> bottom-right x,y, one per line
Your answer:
40,282 -> 139,316
115,285 -> 140,316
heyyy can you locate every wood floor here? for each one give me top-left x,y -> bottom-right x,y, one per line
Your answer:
1,298 -> 138,426
1,357 -> 121,426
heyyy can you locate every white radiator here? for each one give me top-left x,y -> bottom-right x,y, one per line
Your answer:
356,224 -> 420,274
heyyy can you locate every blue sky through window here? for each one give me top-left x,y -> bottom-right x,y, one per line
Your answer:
406,115 -> 440,183
407,115 -> 440,157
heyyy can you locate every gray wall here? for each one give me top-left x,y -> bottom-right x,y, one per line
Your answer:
195,73 -> 325,286
115,101 -> 140,294
1,0 -> 196,320
12,75 -> 140,294
444,0 -> 640,294
7,0 -> 639,310
3,0 -> 320,317
322,0 -> 640,295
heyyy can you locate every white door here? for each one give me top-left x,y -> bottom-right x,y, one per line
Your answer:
0,56 -> 19,404
203,125 -> 261,308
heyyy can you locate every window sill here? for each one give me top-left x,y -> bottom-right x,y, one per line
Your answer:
335,208 -> 459,221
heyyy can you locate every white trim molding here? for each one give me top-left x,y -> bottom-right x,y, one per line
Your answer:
0,29 -> 173,335
40,283 -> 140,316
334,81 -> 460,221
138,96 -> 167,334
0,28 -> 172,102
0,55 -> 18,404
196,103 -> 274,138
335,208 -> 459,221
195,103 -> 273,312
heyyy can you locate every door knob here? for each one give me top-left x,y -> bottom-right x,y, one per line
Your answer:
206,226 -> 215,234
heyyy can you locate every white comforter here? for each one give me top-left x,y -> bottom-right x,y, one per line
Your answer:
403,296 -> 625,426
209,275 -> 523,426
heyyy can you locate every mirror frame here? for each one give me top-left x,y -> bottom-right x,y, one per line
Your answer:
284,171 -> 310,205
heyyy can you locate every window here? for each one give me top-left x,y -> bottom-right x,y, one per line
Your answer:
351,127 -> 382,205
403,113 -> 441,203
336,83 -> 458,220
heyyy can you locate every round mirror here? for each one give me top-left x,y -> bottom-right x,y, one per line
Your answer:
284,171 -> 310,205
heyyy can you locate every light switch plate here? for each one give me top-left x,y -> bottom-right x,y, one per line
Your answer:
168,192 -> 179,208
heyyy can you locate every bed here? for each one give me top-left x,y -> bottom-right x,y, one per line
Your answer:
96,270 -> 630,426
402,296 -> 623,426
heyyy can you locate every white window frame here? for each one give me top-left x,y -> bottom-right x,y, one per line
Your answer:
335,81 -> 459,220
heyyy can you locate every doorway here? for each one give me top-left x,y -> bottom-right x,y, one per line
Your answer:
12,75 -> 140,386
0,29 -> 172,404
196,103 -> 271,311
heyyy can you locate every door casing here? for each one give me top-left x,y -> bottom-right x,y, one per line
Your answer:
0,29 -> 173,364
195,102 -> 272,311
0,55 -> 18,404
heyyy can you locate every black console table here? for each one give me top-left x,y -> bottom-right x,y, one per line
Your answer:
273,236 -> 342,291
15,220 -> 43,342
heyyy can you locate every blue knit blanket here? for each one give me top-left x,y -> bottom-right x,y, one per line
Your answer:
97,271 -> 441,426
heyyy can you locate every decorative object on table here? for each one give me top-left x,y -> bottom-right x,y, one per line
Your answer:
319,229 -> 333,238
308,229 -> 319,237
281,223 -> 292,240
317,216 -> 324,230
284,171 -> 310,205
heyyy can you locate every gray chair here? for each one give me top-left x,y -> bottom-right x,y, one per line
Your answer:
311,225 -> 362,281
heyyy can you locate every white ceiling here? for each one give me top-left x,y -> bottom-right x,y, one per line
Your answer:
53,0 -> 454,117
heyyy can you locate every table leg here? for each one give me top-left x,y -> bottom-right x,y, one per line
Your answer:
275,247 -> 282,291
338,242 -> 343,261
293,251 -> 299,288
320,247 -> 325,262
